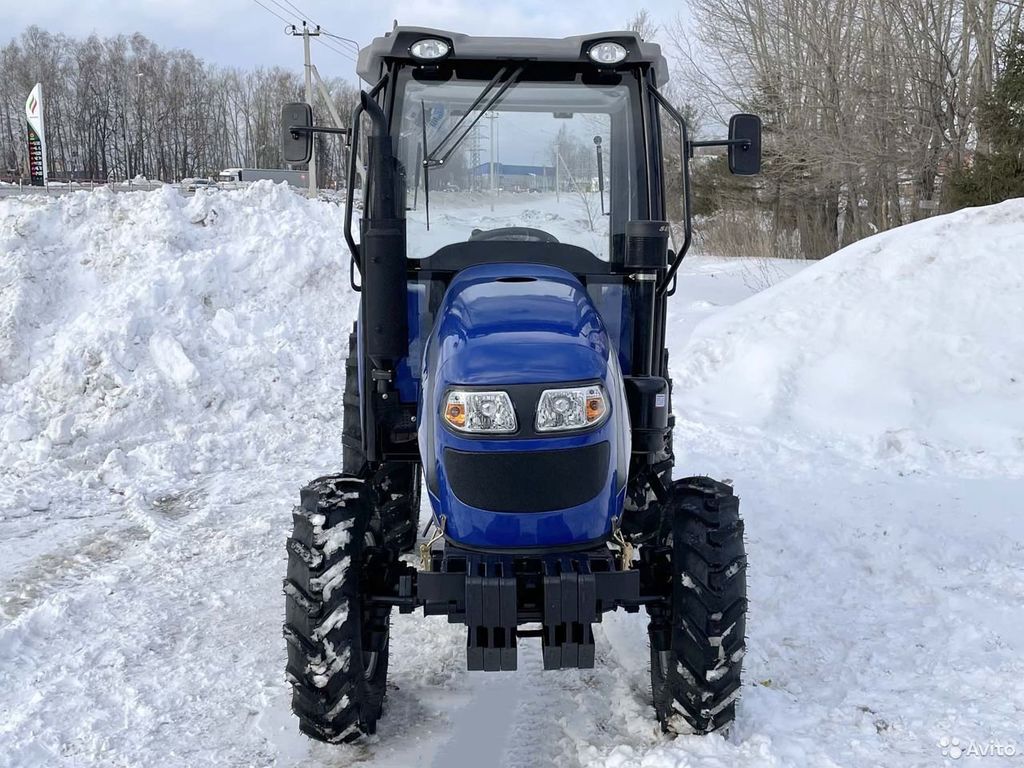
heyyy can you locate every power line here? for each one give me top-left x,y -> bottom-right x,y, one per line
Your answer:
273,0 -> 358,50
250,0 -> 293,26
253,0 -> 359,66
276,0 -> 314,22
311,37 -> 356,63
321,37 -> 358,59
268,0 -> 339,45
321,31 -> 360,52
314,37 -> 356,63
315,36 -> 353,56
264,0 -> 303,23
268,0 -> 362,55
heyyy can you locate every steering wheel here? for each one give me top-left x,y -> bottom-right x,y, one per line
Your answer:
469,227 -> 560,243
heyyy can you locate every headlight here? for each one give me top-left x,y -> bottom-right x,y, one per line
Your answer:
536,385 -> 608,432
410,38 -> 451,61
587,41 -> 628,65
443,390 -> 517,434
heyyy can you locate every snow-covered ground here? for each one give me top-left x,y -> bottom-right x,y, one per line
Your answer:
1,185 -> 1021,767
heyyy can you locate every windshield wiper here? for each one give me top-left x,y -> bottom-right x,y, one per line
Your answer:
424,67 -> 506,163
423,65 -> 524,169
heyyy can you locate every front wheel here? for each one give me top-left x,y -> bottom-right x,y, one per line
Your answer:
284,474 -> 391,743
648,477 -> 747,735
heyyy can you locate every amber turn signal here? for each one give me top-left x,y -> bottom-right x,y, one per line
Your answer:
444,402 -> 466,428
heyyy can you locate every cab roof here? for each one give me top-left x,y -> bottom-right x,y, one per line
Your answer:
356,27 -> 669,85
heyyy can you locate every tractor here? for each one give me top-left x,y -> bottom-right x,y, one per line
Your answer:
281,27 -> 760,743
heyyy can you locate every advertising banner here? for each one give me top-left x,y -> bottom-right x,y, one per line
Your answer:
26,83 -> 48,186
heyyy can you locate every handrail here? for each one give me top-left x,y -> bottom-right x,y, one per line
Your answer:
648,86 -> 693,297
344,75 -> 389,291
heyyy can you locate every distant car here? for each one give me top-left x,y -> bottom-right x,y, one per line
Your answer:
185,178 -> 216,192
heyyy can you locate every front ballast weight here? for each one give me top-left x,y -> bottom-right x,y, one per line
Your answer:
387,540 -> 647,672
396,506 -> 646,672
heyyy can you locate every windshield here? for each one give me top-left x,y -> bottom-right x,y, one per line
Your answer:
392,68 -> 643,261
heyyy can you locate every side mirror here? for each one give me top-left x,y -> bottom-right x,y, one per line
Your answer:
728,113 -> 762,176
281,102 -> 313,164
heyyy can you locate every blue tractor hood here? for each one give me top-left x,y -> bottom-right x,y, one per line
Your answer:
431,263 -> 611,385
417,262 -> 631,548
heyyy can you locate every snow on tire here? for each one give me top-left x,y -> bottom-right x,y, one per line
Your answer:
283,474 -> 390,743
649,476 -> 747,735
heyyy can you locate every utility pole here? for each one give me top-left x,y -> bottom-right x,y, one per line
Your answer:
288,22 -> 320,198
467,126 -> 482,192
311,64 -> 351,191
554,144 -> 560,202
485,112 -> 498,211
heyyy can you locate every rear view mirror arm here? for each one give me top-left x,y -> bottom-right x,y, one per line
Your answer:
288,125 -> 350,137
689,138 -> 751,152
648,86 -> 692,297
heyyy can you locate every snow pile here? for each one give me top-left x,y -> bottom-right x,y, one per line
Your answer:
0,183 -> 356,500
673,200 -> 1024,476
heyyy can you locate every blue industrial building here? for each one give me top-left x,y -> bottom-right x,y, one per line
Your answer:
470,162 -> 556,191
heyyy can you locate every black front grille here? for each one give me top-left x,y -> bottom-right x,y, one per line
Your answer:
444,442 -> 610,513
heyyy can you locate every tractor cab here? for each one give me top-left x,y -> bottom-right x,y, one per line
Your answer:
382,31 -> 657,266
281,27 -> 760,745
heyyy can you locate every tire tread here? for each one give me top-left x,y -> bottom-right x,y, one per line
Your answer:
283,473 -> 389,743
650,476 -> 748,735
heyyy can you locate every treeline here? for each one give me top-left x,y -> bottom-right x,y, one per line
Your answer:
4,14 -> 1020,258
0,27 -> 357,184
652,0 -> 1023,258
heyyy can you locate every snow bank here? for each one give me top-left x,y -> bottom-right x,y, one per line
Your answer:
2,186 -> 1021,768
673,200 -> 1024,476
0,183 -> 356,496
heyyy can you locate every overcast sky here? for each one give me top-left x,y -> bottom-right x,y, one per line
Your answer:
9,0 -> 686,83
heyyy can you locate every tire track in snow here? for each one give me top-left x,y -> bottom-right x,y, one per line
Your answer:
0,479 -> 215,624
0,467 -> 307,767
499,645 -> 576,768
0,524 -> 148,622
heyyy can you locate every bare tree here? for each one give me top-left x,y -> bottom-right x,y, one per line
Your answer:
664,0 -> 1022,258
627,9 -> 660,41
0,27 -> 357,186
